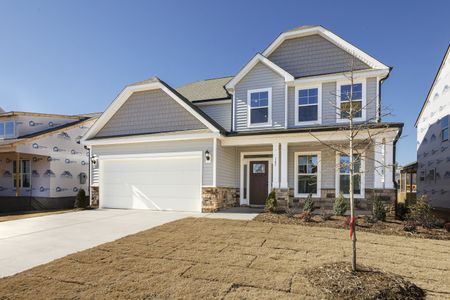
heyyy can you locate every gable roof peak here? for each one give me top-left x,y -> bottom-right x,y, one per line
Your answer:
263,25 -> 389,70
285,25 -> 321,33
225,53 -> 294,90
127,76 -> 161,87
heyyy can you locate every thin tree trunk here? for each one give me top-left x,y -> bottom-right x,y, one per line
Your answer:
349,76 -> 357,272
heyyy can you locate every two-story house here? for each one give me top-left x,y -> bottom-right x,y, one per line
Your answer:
416,45 -> 450,210
0,110 -> 98,212
82,26 -> 403,213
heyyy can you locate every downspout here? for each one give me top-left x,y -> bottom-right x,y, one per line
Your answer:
84,145 -> 91,205
377,67 -> 392,122
393,125 -> 403,212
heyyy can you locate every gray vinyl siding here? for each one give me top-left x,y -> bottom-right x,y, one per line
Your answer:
96,89 -> 207,138
366,77 -> 378,122
234,62 -> 285,131
322,82 -> 338,124
91,138 -> 214,186
268,34 -> 370,78
199,103 -> 231,131
216,140 -> 238,187
287,78 -> 377,127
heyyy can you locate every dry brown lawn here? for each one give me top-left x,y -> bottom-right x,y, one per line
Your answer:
0,217 -> 449,299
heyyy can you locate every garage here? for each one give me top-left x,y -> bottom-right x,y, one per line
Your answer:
99,153 -> 202,212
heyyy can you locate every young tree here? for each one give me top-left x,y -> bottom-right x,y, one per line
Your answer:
309,59 -> 396,271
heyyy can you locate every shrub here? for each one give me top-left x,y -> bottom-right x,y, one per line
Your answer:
372,196 -> 386,221
403,220 -> 417,232
303,194 -> 315,212
444,222 -> 450,232
333,193 -> 347,216
396,202 -> 408,220
74,188 -> 88,208
265,190 -> 277,213
298,211 -> 313,222
407,196 -> 436,228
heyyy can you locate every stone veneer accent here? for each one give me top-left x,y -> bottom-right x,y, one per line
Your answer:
202,187 -> 239,213
273,188 -> 290,211
289,188 -> 397,215
90,186 -> 99,207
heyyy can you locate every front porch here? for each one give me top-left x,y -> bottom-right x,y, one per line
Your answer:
212,128 -> 399,213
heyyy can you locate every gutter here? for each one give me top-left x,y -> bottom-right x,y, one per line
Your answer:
226,122 -> 404,137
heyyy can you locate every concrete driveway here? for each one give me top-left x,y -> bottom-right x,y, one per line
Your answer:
0,208 -> 259,277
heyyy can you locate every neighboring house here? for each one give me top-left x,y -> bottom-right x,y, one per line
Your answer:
0,111 -> 99,212
82,25 -> 402,213
416,45 -> 450,210
398,161 -> 417,205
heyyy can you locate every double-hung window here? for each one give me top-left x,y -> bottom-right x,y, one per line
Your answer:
339,83 -> 363,120
337,154 -> 364,197
13,160 -> 31,189
441,115 -> 449,142
296,87 -> 320,124
295,152 -> 320,197
0,121 -> 15,139
248,88 -> 271,126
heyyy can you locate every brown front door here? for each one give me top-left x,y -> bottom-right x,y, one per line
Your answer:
249,161 -> 269,205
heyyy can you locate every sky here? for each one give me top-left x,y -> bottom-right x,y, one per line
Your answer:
0,0 -> 449,165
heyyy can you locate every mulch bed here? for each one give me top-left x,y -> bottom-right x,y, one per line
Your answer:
301,262 -> 425,300
254,212 -> 450,240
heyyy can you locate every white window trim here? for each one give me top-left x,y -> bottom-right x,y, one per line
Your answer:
240,151 -> 273,205
335,152 -> 365,199
336,80 -> 366,123
0,121 -> 15,139
294,84 -> 322,126
247,88 -> 272,128
294,151 -> 321,198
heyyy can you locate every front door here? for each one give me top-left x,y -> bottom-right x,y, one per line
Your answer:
249,161 -> 269,205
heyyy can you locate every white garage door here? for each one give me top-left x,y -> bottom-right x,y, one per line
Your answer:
99,153 -> 202,212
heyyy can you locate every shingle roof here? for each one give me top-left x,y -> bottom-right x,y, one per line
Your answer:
176,76 -> 233,102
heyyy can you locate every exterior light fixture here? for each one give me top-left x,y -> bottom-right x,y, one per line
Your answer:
91,155 -> 98,165
205,150 -> 211,163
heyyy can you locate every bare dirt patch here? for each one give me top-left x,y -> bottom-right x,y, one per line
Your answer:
0,217 -> 449,299
255,212 -> 450,240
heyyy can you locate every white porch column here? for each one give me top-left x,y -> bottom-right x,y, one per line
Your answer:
272,142 -> 280,189
280,142 -> 288,188
384,138 -> 395,189
373,138 -> 385,189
